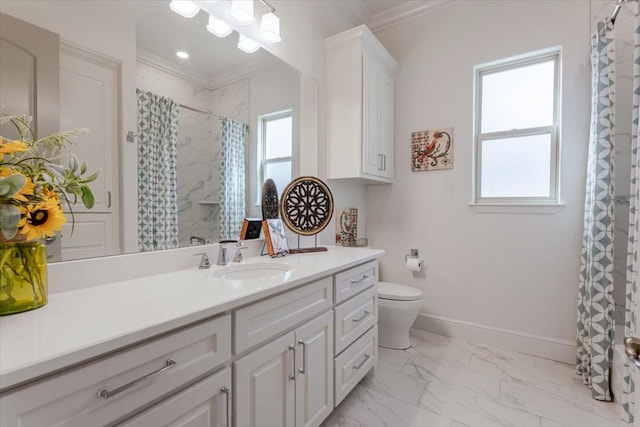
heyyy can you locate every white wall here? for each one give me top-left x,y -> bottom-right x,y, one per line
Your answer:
368,0 -> 592,362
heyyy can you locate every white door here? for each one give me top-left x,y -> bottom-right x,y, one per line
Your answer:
234,332 -> 296,427
634,261 -> 640,423
59,42 -> 120,259
295,312 -> 333,427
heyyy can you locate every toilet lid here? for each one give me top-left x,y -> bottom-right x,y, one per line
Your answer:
378,282 -> 423,301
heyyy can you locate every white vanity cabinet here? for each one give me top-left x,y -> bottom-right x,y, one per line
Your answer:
325,25 -> 398,184
0,315 -> 232,427
231,277 -> 333,426
0,253 -> 383,427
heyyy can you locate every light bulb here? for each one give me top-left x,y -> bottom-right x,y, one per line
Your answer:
237,35 -> 260,53
169,0 -> 200,18
259,12 -> 281,43
230,0 -> 255,24
207,15 -> 233,37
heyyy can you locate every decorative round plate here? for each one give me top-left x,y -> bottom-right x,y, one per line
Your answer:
261,179 -> 279,219
280,176 -> 334,236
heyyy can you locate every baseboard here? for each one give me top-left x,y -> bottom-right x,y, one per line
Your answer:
413,312 -> 576,364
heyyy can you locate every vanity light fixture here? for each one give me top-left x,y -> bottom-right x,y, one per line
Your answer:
259,12 -> 280,43
230,0 -> 255,24
207,15 -> 233,37
237,35 -> 260,53
169,0 -> 200,18
176,51 -> 190,59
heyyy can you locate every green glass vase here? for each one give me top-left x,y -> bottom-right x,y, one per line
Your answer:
0,240 -> 48,315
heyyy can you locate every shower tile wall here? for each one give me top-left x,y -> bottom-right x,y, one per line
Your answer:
136,62 -> 218,245
592,1 -> 635,332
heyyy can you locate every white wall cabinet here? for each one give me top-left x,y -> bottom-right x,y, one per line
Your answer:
326,25 -> 398,184
234,311 -> 333,427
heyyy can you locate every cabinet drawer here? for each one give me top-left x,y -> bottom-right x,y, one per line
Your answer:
334,260 -> 377,304
334,325 -> 377,406
334,285 -> 378,354
0,314 -> 231,427
234,277 -> 332,354
118,367 -> 231,427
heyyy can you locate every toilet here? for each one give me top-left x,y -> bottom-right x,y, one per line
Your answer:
377,282 -> 423,350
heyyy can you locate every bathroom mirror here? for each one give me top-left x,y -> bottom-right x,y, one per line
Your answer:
0,0 -> 302,261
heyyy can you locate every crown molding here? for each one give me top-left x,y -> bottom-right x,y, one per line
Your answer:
207,56 -> 277,89
369,0 -> 459,32
136,49 -> 211,88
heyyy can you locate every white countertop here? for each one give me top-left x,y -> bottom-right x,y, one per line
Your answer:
0,247 -> 383,391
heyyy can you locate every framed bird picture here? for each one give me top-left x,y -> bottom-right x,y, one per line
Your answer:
262,218 -> 289,257
411,128 -> 453,171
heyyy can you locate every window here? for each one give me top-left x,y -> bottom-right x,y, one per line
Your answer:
259,110 -> 292,197
474,50 -> 560,206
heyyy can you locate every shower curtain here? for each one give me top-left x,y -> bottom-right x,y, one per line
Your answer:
219,118 -> 247,240
623,4 -> 640,423
136,89 -> 180,251
577,19 -> 616,402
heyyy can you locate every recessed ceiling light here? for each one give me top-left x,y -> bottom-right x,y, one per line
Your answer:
176,51 -> 190,59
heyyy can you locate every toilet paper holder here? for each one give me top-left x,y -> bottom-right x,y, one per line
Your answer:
404,248 -> 419,261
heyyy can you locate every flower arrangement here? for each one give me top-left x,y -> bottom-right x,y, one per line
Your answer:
0,115 -> 99,315
0,115 -> 99,242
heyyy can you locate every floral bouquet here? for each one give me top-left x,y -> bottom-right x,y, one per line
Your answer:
0,114 -> 99,314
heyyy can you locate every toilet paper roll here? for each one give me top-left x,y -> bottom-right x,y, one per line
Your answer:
406,257 -> 424,272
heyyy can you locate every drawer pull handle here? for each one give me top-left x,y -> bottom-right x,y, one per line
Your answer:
221,386 -> 231,427
97,359 -> 177,399
353,354 -> 371,370
298,339 -> 307,374
351,275 -> 369,285
288,345 -> 296,381
352,310 -> 370,323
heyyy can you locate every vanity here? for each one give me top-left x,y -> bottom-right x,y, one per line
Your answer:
0,247 -> 382,427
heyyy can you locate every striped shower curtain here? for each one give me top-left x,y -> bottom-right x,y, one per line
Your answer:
136,89 -> 180,251
219,118 -> 247,240
576,18 -> 616,402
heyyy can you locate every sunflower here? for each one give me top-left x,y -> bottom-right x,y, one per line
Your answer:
18,199 -> 67,240
0,137 -> 28,155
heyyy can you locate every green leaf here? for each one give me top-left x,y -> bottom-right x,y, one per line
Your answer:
0,174 -> 27,198
80,186 -> 95,209
81,169 -> 101,183
80,161 -> 87,175
0,204 -> 21,239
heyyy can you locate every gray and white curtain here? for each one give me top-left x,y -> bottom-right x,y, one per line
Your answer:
577,19 -> 616,402
136,89 -> 180,251
623,4 -> 640,423
219,118 -> 247,240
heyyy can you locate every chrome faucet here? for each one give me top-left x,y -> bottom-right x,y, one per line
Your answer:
232,240 -> 247,263
194,252 -> 211,269
216,247 -> 228,266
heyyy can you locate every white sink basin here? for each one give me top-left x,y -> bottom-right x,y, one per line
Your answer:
212,263 -> 292,280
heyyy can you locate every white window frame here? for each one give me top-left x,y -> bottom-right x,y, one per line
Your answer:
472,49 -> 562,211
257,109 -> 292,204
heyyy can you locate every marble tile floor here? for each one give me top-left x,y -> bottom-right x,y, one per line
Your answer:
321,330 -> 621,427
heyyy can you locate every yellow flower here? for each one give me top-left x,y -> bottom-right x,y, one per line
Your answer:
18,200 -> 67,240
0,137 -> 28,155
13,176 -> 35,203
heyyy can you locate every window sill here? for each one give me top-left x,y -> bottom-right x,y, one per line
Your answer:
469,202 -> 565,215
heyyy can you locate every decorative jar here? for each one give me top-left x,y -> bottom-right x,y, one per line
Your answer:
0,237 -> 48,315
